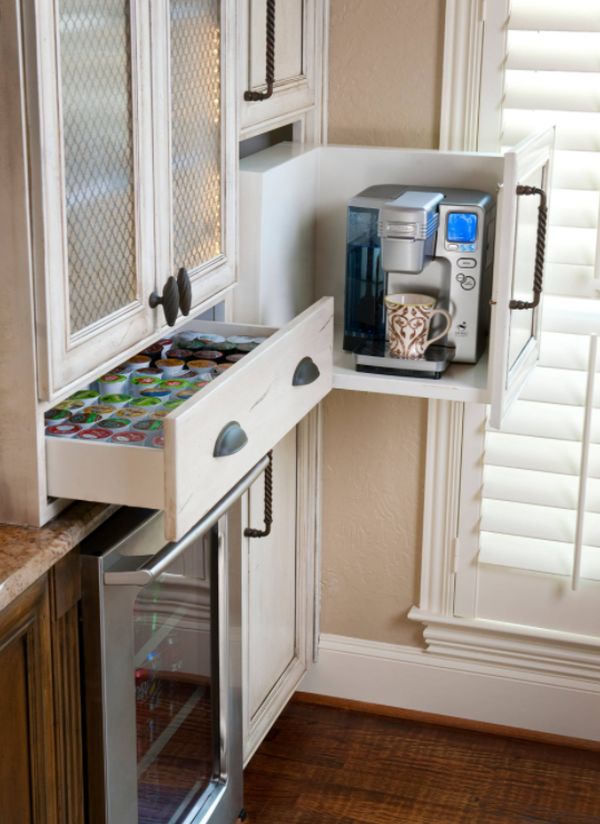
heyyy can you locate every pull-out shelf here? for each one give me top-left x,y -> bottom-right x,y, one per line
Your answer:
46,298 -> 333,540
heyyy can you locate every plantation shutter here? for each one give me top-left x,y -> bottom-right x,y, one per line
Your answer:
478,0 -> 600,590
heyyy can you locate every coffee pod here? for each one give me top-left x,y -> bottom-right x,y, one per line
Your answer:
86,404 -> 116,419
69,411 -> 103,428
175,387 -> 201,401
180,338 -> 209,352
46,423 -> 82,438
194,348 -> 224,363
215,363 -> 234,374
140,343 -> 164,362
150,435 -> 165,449
226,353 -> 246,364
110,431 -> 146,446
156,338 -> 173,351
129,396 -> 162,410
132,367 -> 162,378
69,389 -> 100,406
150,408 -> 171,419
165,347 -> 194,362
236,342 -> 260,353
132,419 -> 164,438
188,359 -> 217,376
163,399 -> 185,412
127,354 -> 153,370
99,393 -> 133,408
174,331 -> 199,345
156,358 -> 185,377
130,375 -> 161,397
75,427 -> 112,441
55,399 -> 86,413
140,388 -> 171,402
99,416 -> 131,432
178,369 -> 198,381
120,406 -> 148,419
197,333 -> 226,345
44,408 -> 71,423
97,373 -> 129,395
226,335 -> 255,345
156,378 -> 191,395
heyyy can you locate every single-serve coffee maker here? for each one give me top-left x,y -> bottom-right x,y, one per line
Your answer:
343,185 -> 495,377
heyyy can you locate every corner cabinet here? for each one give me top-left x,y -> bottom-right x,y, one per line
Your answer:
24,0 -> 236,399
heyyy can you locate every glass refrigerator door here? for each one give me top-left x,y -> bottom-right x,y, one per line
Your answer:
133,530 -> 216,822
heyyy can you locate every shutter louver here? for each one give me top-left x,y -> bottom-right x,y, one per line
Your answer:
480,0 -> 600,583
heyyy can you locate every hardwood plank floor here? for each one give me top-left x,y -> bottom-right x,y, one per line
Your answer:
243,700 -> 600,823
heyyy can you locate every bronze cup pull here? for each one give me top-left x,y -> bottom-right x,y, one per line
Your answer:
177,267 -> 192,316
244,0 -> 276,101
292,356 -> 320,386
509,185 -> 548,311
213,421 -> 248,458
149,276 -> 180,326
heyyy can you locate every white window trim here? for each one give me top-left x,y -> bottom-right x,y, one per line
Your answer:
409,0 -> 600,679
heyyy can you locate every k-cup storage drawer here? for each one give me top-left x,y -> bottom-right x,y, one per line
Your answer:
46,298 -> 333,540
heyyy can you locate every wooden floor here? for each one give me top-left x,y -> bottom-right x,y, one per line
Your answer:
243,699 -> 600,823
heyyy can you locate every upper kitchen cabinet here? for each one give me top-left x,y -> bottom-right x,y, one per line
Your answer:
239,131 -> 555,425
23,0 -> 236,400
239,0 -> 326,139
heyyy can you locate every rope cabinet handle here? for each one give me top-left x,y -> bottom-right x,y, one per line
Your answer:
244,0 -> 276,101
244,450 -> 273,539
509,185 -> 548,311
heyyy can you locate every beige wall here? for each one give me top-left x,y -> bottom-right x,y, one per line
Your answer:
320,0 -> 445,646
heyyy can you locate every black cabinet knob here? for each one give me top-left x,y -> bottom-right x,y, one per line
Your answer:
149,276 -> 180,326
177,267 -> 192,316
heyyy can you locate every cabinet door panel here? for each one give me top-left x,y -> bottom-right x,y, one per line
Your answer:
240,0 -> 321,136
247,430 -> 298,719
30,0 -> 155,398
488,128 -> 555,428
153,0 -> 236,320
249,0 -> 304,85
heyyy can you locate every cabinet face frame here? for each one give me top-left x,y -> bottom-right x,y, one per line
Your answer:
151,0 -> 237,321
25,0 -> 157,399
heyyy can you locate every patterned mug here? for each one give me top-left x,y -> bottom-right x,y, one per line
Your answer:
384,293 -> 452,360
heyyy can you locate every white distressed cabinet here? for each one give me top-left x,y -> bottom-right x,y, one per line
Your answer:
25,0 -> 236,400
239,0 -> 325,138
242,420 -> 318,762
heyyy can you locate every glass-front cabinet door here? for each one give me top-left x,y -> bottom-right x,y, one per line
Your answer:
28,0 -> 235,399
152,0 -> 236,321
30,0 -> 156,398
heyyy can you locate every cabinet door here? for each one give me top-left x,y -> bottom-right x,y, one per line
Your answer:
488,128 -> 555,428
30,0 -> 156,398
152,0 -> 236,320
0,579 -> 57,824
239,0 -> 320,135
243,429 -> 305,762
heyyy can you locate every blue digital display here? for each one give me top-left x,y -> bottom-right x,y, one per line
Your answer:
447,212 -> 478,244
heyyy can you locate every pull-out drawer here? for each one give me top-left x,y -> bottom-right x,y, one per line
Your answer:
46,298 -> 333,540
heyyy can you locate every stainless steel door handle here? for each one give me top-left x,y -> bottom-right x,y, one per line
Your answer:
104,454 -> 269,586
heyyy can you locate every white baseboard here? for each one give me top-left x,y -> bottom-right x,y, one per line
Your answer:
300,634 -> 600,742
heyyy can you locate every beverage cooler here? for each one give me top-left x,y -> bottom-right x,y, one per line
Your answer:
79,457 -> 269,824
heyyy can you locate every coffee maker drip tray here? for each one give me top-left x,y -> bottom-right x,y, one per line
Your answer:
354,342 -> 455,379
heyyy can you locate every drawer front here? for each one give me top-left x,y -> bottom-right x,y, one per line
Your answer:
46,298 -> 333,540
165,297 -> 333,539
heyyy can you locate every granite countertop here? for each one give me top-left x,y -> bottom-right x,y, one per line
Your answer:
0,502 -> 117,611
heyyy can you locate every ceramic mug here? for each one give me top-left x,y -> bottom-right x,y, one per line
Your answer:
384,293 -> 452,360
